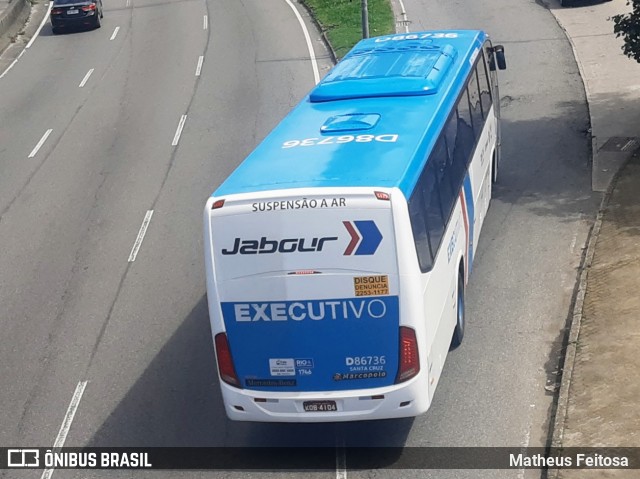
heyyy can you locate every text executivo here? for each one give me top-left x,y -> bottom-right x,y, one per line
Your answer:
223,297 -> 397,322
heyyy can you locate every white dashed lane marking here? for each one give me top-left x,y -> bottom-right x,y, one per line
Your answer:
171,115 -> 187,146
128,210 -> 154,262
79,69 -> 94,88
28,129 -> 53,158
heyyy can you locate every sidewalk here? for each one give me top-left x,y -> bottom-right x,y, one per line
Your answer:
547,0 -> 640,475
556,153 -> 640,478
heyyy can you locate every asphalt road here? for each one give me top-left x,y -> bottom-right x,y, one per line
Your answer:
0,0 -> 599,478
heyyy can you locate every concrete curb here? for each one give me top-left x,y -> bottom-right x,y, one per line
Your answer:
545,4 -> 602,476
546,149 -> 637,478
0,0 -> 31,53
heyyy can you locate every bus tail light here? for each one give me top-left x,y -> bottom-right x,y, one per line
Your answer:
374,191 -> 390,201
395,327 -> 420,383
214,333 -> 240,387
212,199 -> 225,209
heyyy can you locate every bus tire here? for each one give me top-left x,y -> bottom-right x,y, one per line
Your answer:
451,267 -> 465,349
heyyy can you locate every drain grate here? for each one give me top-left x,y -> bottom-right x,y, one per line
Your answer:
599,137 -> 640,153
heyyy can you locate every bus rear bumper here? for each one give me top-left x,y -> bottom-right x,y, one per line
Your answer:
218,377 -> 430,422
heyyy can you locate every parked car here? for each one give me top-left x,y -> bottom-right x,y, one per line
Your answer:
50,0 -> 103,34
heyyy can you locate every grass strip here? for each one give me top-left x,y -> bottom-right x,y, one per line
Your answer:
300,0 -> 395,59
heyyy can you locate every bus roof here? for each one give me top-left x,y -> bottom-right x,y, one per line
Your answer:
213,30 -> 488,199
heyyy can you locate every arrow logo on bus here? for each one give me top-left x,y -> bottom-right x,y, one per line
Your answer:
343,220 -> 382,255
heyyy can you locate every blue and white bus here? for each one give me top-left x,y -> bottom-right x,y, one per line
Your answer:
204,30 -> 506,422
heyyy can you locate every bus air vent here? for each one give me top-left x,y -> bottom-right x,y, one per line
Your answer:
310,43 -> 457,102
320,113 -> 380,133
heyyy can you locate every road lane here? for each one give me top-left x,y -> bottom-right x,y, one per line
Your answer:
0,0 -> 208,456
62,0 -> 334,444
0,24 -> 125,214
0,0 -> 332,477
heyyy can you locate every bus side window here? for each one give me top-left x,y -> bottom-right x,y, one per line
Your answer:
455,90 -> 475,169
477,51 -> 492,118
421,164 -> 446,262
409,188 -> 434,272
443,111 -> 457,169
431,136 -> 455,222
467,69 -> 484,139
444,112 -> 464,193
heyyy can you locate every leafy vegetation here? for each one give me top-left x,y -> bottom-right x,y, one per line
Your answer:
612,0 -> 640,63
300,0 -> 395,59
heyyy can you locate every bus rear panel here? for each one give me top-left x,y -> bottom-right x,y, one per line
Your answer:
204,188 -> 429,421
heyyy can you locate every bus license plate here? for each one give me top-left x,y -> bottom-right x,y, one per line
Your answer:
303,401 -> 337,412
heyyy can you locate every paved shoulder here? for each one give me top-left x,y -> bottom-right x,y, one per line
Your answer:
556,151 -> 640,477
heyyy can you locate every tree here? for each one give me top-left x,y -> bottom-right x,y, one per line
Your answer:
612,0 -> 640,63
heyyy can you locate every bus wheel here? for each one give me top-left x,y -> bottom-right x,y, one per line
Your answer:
451,270 -> 465,349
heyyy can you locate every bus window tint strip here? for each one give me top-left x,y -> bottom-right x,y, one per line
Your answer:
409,48 -> 491,273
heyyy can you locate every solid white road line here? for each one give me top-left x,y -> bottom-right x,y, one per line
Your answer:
398,0 -> 409,33
28,129 -> 53,158
110,26 -> 120,40
40,380 -> 88,479
171,115 -> 187,146
203,15 -> 208,30
0,50 -> 25,79
195,56 -> 204,77
26,1 -> 53,49
128,210 -> 154,262
0,59 -> 19,79
336,438 -> 347,479
126,0 -> 130,6
1,2 -> 53,78
283,0 -> 319,84
78,68 -> 94,88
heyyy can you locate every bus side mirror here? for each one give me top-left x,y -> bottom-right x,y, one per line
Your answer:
493,45 -> 506,70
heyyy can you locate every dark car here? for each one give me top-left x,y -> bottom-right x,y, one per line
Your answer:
50,0 -> 103,34
560,0 -> 612,6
